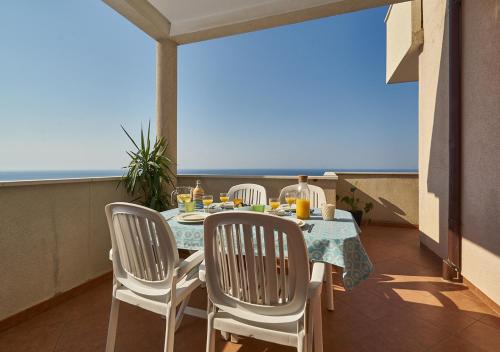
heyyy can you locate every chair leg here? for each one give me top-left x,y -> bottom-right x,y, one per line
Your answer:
105,297 -> 120,352
164,302 -> 176,352
175,294 -> 191,331
325,263 -> 334,311
297,331 -> 306,352
307,303 -> 314,352
313,298 -> 323,352
206,312 -> 216,352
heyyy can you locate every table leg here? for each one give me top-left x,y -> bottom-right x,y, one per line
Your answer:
325,263 -> 334,311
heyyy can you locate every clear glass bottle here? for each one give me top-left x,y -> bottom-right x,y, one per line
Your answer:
296,175 -> 310,220
192,180 -> 205,210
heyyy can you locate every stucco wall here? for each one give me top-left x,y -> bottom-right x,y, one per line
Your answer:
461,0 -> 500,305
0,178 -> 128,321
418,0 -> 449,258
336,173 -> 418,226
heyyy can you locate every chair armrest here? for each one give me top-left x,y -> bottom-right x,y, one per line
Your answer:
177,250 -> 205,279
308,262 -> 325,299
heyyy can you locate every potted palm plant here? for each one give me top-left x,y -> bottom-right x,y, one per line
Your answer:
120,123 -> 175,212
340,187 -> 373,226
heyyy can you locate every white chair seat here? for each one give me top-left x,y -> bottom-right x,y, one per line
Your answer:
115,273 -> 200,316
213,311 -> 299,347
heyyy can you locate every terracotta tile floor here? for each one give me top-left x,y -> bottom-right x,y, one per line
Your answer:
1,226 -> 499,352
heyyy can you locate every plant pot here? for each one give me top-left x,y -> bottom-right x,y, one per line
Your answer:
349,210 -> 363,226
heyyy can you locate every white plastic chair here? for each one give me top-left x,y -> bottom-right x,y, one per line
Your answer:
279,184 -> 327,208
105,202 -> 204,352
203,212 -> 325,352
228,183 -> 267,205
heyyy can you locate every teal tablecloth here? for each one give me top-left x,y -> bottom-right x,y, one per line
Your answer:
161,208 -> 373,289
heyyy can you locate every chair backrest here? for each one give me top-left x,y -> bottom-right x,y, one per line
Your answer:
203,212 -> 310,320
228,183 -> 267,205
105,202 -> 179,296
279,184 -> 327,208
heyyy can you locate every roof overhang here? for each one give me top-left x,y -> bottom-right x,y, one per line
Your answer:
103,0 -> 407,44
385,1 -> 423,83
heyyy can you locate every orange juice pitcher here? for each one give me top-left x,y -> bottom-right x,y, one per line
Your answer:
296,175 -> 310,220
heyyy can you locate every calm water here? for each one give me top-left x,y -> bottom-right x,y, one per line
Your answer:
0,168 -> 417,181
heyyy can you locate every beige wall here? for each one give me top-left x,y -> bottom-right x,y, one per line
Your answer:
461,0 -> 500,305
0,178 -> 128,321
178,173 -> 418,226
418,0 -> 449,258
336,172 -> 418,226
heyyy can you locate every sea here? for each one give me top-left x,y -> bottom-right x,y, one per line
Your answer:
0,168 -> 418,182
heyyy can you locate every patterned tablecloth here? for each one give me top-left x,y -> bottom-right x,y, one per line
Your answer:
161,208 -> 373,290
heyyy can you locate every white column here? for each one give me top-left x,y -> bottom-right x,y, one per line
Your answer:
156,39 -> 178,174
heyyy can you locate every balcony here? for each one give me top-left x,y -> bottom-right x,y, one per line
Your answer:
1,0 -> 499,350
0,173 -> 499,351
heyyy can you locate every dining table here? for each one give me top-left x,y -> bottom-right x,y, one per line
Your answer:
161,207 -> 373,311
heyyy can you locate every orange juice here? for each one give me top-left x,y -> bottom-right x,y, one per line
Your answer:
296,198 -> 310,220
285,197 -> 296,206
220,196 -> 229,203
202,199 -> 213,207
269,201 -> 280,209
233,198 -> 243,207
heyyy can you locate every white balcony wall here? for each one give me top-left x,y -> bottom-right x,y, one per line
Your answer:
0,178 -> 129,321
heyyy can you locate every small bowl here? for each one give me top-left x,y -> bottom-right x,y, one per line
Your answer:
252,205 -> 266,212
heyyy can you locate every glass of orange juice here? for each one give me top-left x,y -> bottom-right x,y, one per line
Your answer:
269,197 -> 280,210
233,198 -> 243,207
285,191 -> 297,208
220,192 -> 229,205
202,195 -> 213,212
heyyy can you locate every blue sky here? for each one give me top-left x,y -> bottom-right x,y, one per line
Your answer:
0,1 -> 417,171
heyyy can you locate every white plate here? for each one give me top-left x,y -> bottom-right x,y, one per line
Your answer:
175,212 -> 208,224
280,204 -> 297,212
266,209 -> 288,216
286,217 -> 306,228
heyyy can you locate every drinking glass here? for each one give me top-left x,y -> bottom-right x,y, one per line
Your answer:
285,191 -> 297,208
171,186 -> 193,213
252,204 -> 265,212
269,197 -> 280,210
233,198 -> 243,208
202,195 -> 213,212
184,201 -> 195,213
219,192 -> 229,205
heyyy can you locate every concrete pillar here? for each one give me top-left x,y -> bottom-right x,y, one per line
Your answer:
156,39 -> 177,173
